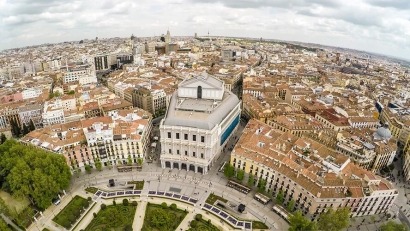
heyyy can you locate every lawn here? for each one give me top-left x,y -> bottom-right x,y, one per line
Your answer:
52,195 -> 90,229
188,215 -> 220,231
85,187 -> 99,194
206,193 -> 228,205
142,202 -> 187,231
127,181 -> 145,190
0,190 -> 29,214
252,220 -> 269,229
84,204 -> 136,231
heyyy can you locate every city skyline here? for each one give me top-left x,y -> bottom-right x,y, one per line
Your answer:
1,0 -> 410,60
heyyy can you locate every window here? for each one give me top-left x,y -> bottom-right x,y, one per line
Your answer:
184,134 -> 188,140
201,136 -> 205,143
176,133 -> 180,139
193,135 -> 196,141
169,149 -> 171,154
193,152 -> 196,157
201,153 -> 204,158
185,151 -> 188,156
177,150 -> 180,155
197,86 -> 202,99
167,132 -> 171,138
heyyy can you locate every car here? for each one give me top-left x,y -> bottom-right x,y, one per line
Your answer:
52,198 -> 61,205
108,179 -> 115,187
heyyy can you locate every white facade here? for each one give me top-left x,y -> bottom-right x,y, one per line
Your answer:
160,73 -> 241,174
21,88 -> 42,100
42,102 -> 65,126
79,75 -> 98,85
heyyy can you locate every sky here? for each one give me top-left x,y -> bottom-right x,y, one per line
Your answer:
0,0 -> 410,60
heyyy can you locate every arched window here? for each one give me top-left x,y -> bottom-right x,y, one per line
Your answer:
197,86 -> 202,99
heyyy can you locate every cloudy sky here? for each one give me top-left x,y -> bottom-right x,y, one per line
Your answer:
1,0 -> 410,60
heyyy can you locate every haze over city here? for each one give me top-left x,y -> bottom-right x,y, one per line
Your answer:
1,0 -> 410,60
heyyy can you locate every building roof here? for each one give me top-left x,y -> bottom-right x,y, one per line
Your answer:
163,91 -> 240,130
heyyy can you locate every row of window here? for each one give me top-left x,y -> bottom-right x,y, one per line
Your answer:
168,149 -> 204,159
167,132 -> 205,142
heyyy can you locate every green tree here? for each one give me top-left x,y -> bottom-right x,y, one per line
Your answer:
127,156 -> 133,165
137,158 -> 143,166
95,160 -> 102,171
247,174 -> 255,187
22,123 -> 30,135
257,178 -> 267,192
29,119 -> 36,131
287,199 -> 296,212
224,163 -> 235,179
150,208 -> 172,228
85,165 -> 92,174
0,140 -> 71,210
0,133 -> 6,144
289,211 -> 318,231
123,199 -> 129,206
317,208 -> 350,231
276,190 -> 285,205
380,221 -> 409,231
236,169 -> 245,181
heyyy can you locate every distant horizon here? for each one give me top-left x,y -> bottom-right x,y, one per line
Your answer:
2,34 -> 410,64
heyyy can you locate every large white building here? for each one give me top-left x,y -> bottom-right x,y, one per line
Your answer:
160,72 -> 241,174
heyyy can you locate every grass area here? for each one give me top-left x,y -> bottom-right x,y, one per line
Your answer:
84,204 -> 136,231
206,193 -> 228,205
85,187 -> 99,194
52,195 -> 90,229
15,206 -> 35,228
42,229 -> 50,231
0,190 -> 29,214
142,202 -> 187,231
127,180 -> 145,190
188,215 -> 220,231
252,220 -> 269,229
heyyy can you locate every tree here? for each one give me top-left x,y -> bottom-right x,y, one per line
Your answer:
150,208 -> 172,228
247,173 -> 255,187
85,165 -> 92,174
127,156 -> 133,165
224,163 -> 235,179
29,119 -> 36,131
289,211 -> 318,231
123,199 -> 129,206
287,199 -> 296,212
95,160 -> 102,171
195,214 -> 202,221
124,224 -> 133,231
10,119 -> 21,137
257,178 -> 267,192
101,204 -> 106,210
276,190 -> 284,205
0,140 -> 71,210
380,221 -> 408,231
137,158 -> 143,166
236,169 -> 245,181
22,123 -> 30,135
161,202 -> 167,209
169,203 -> 177,210
317,208 -> 350,231
0,133 -> 6,144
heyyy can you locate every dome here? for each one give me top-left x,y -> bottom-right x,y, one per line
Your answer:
375,127 -> 392,140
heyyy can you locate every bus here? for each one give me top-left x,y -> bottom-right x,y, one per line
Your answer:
254,192 -> 271,205
227,180 -> 251,194
272,205 -> 291,223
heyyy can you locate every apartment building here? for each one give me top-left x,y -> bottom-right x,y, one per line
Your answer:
231,120 -> 398,219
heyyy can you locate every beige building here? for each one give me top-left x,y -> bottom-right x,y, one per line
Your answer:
231,119 -> 398,219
